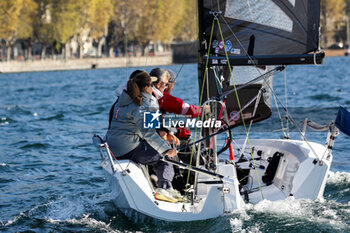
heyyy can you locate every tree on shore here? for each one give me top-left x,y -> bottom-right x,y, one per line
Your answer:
173,0 -> 197,42
51,0 -> 81,59
132,0 -> 155,56
17,0 -> 38,60
321,0 -> 345,47
90,0 -> 113,57
0,0 -> 23,60
32,0 -> 55,60
1,0 -> 350,61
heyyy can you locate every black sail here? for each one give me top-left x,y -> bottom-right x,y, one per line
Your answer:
198,0 -> 324,66
197,0 -> 323,127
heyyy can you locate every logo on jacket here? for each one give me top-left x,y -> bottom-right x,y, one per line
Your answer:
143,111 -> 161,129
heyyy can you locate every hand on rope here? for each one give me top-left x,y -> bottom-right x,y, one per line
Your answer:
165,148 -> 178,157
166,132 -> 180,146
159,130 -> 180,146
202,105 -> 211,115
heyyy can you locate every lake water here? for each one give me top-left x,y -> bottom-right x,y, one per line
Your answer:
0,57 -> 350,232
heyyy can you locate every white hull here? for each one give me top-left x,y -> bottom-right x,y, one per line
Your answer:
99,139 -> 332,222
234,139 -> 332,203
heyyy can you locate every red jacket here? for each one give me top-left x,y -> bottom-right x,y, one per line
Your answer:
158,91 -> 201,118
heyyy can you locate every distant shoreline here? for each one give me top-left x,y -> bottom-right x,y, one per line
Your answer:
324,49 -> 347,57
0,55 -> 173,74
0,50 -> 345,74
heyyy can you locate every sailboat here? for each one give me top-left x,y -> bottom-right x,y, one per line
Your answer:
92,0 -> 346,221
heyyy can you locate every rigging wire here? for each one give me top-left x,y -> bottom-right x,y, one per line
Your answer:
219,13 -> 322,162
284,69 -> 290,138
183,16 -> 216,207
216,16 -> 265,200
273,91 -> 287,138
238,89 -> 262,159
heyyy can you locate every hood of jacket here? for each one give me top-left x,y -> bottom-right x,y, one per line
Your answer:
118,90 -> 133,107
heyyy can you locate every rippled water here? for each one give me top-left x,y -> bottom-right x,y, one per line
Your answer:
0,57 -> 350,232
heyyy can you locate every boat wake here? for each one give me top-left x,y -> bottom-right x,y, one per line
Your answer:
229,171 -> 350,233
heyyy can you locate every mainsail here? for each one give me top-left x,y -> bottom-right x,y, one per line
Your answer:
198,0 -> 324,66
197,0 -> 323,126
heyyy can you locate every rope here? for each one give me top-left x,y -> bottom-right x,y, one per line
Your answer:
238,89 -> 262,159
106,144 -> 125,172
219,8 -> 321,162
264,81 -> 321,161
182,17 -> 216,206
273,92 -> 287,138
216,17 -> 265,200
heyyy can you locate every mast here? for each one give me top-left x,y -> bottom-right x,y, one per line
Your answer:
347,16 -> 350,52
197,0 -> 206,104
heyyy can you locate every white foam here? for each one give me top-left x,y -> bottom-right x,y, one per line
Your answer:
45,194 -> 111,222
230,217 -> 243,232
327,171 -> 350,184
3,213 -> 27,226
0,163 -> 6,166
48,214 -> 121,233
247,197 -> 348,230
252,197 -> 312,217
230,218 -> 262,233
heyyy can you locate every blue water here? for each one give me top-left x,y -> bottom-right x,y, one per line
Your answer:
0,57 -> 349,232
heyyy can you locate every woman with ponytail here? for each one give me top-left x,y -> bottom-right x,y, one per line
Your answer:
105,70 -> 181,202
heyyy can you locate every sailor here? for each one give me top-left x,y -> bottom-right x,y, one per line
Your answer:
150,68 -> 211,142
150,68 -> 209,192
150,68 -> 202,118
105,70 -> 182,202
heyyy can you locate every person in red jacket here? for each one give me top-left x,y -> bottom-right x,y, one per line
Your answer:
150,69 -> 207,193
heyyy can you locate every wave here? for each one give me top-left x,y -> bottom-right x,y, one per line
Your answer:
1,193 -> 113,228
38,113 -> 65,121
226,172 -> 350,232
309,94 -> 341,101
230,217 -> 262,233
228,197 -> 350,232
20,143 -> 48,149
0,116 -> 16,125
47,214 -> 121,233
327,171 -> 350,184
